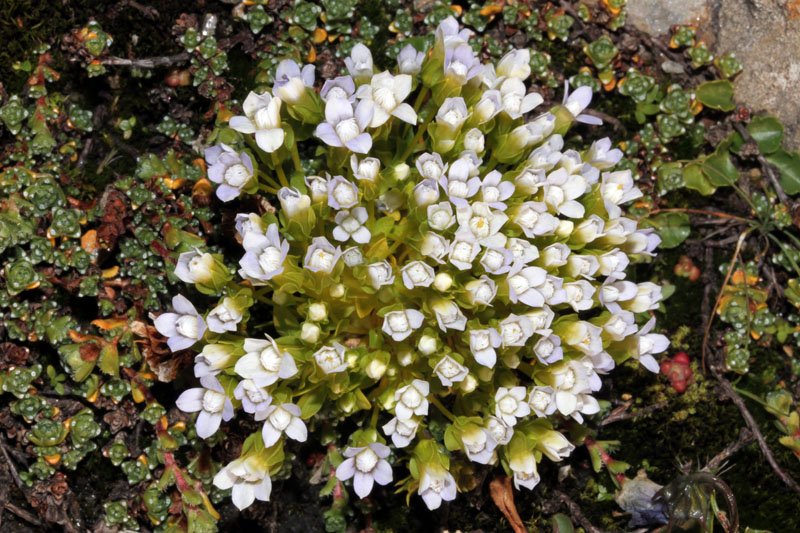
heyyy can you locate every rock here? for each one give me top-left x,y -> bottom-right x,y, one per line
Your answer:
715,0 -> 800,149
627,0 -> 800,149
627,0 -> 711,36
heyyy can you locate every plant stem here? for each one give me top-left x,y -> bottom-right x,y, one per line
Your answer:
271,152 -> 289,188
429,395 -> 456,422
290,143 -> 303,173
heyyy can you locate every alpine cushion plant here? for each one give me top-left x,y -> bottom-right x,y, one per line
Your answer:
156,17 -> 668,511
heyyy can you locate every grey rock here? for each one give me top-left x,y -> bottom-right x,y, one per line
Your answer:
627,0 -> 711,36
627,0 -> 800,148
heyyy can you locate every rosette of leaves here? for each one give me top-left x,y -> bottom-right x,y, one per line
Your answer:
160,17 -> 668,511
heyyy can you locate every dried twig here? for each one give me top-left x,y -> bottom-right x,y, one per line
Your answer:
710,364 -> 800,495
703,428 -> 755,472
3,502 -> 43,528
100,52 -> 190,68
732,123 -> 790,205
0,435 -> 25,491
599,400 -> 670,426
554,490 -> 605,533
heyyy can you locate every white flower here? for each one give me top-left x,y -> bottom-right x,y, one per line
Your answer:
486,416 -> 514,445
510,451 -> 540,490
533,332 -> 564,364
514,167 -> 547,194
277,186 -> 312,218
564,280 -> 596,312
344,43 -> 374,80
436,97 -> 469,137
401,261 -> 435,289
351,155 -> 381,181
506,264 -> 548,307
461,425 -> 497,464
455,202 -> 508,247
239,223 -> 290,283
233,379 -> 273,419
427,202 -> 456,231
194,343 -> 236,377
207,297 -> 243,333
603,310 -> 636,341
566,254 -> 600,279
513,202 -> 559,237
543,168 -> 587,218
497,48 -> 531,80
635,317 -> 669,372
174,250 -> 216,284
234,213 -> 265,239
236,336 -> 298,386
432,300 -> 467,331
448,234 -> 481,270
213,456 -> 272,510
434,355 -> 469,386
420,232 -> 450,263
480,246 -> 514,275
154,295 -> 206,352
273,59 -> 315,104
440,156 -> 481,207
469,328 -> 501,368
525,306 -> 555,333
463,128 -> 485,153
335,442 -> 393,498
367,260 -> 395,289
562,321 -> 604,356
382,309 -> 425,341
473,90 -> 502,123
315,98 -> 374,154
357,71 -> 417,127
479,171 -> 514,209
601,170 -> 642,218
321,75 -> 356,102
397,44 -> 425,74
597,249 -> 631,278
229,92 -> 285,153
498,77 -> 543,119
204,144 -> 255,202
418,334 -> 438,355
394,379 -> 429,420
587,138 -> 623,170
416,152 -> 448,180
342,246 -> 364,267
494,387 -> 530,426
314,343 -> 348,374
540,243 -> 571,268
305,174 -> 330,202
261,403 -> 307,446
333,207 -> 371,243
465,275 -> 497,306
562,81 -> 602,125
383,416 -> 419,447
413,178 -> 439,207
528,386 -> 557,417
624,282 -> 663,313
175,376 -> 234,439
538,430 -> 575,462
304,237 -> 342,273
499,314 -> 534,347
418,466 -> 457,510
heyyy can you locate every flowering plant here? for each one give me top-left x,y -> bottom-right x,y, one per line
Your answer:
156,17 -> 666,511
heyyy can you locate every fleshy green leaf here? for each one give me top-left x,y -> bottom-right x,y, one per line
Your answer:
695,80 -> 735,111
683,162 -> 716,195
765,149 -> 800,195
748,115 -> 784,154
702,150 -> 738,187
643,212 -> 691,249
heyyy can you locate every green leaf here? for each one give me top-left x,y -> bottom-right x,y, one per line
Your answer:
298,387 -> 327,419
748,115 -> 784,154
683,162 -> 716,195
550,514 -> 575,533
98,343 -> 119,377
696,80 -> 735,111
765,149 -> 800,195
643,212 -> 691,249
702,150 -> 738,186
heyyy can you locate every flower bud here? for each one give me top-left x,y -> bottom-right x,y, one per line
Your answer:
308,302 -> 328,322
418,335 -> 438,355
300,322 -> 321,343
463,128 -> 485,153
459,374 -> 478,393
433,272 -> 453,291
330,283 -> 345,298
366,358 -> 388,380
278,187 -> 311,219
394,162 -> 411,181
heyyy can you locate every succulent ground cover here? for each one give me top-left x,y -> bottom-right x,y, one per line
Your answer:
0,1 -> 798,532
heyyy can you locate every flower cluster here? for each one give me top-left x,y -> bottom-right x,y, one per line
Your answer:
157,17 -> 666,511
